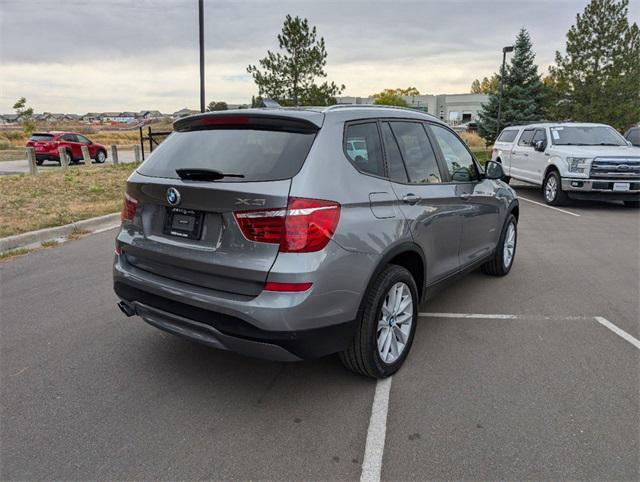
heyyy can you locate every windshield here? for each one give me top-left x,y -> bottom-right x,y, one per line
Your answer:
550,126 -> 626,146
137,128 -> 316,182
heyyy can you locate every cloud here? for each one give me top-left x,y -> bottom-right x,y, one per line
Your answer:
1,0 -> 638,112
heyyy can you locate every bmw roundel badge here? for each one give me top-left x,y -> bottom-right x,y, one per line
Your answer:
167,187 -> 181,206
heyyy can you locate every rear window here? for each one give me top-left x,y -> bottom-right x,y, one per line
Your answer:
30,134 -> 54,141
497,129 -> 518,143
137,129 -> 317,182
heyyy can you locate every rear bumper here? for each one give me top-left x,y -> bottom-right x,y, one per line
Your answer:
562,178 -> 640,201
115,282 -> 356,360
35,153 -> 60,161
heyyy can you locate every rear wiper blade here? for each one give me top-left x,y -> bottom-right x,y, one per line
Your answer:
175,168 -> 245,181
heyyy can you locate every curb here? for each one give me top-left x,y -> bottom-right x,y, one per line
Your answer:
0,213 -> 120,252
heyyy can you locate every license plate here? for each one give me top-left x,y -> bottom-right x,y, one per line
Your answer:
35,146 -> 43,152
163,208 -> 204,240
613,182 -> 630,192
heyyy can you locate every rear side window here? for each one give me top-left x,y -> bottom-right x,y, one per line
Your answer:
138,129 -> 316,182
381,122 -> 408,183
389,122 -> 442,184
344,122 -> 385,177
30,134 -> 54,141
518,129 -> 535,146
497,129 -> 518,143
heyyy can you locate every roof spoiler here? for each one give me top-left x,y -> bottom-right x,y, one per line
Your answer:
174,112 -> 320,134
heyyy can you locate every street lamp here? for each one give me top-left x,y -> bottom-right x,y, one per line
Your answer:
198,0 -> 205,113
496,45 -> 514,137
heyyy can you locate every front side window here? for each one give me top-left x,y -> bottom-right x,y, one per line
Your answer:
550,126 -> 627,146
389,122 -> 442,184
430,124 -> 478,182
344,122 -> 385,177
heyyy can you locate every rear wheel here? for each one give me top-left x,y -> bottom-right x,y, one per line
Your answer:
340,265 -> 418,378
543,170 -> 568,206
36,159 -> 44,166
482,214 -> 517,276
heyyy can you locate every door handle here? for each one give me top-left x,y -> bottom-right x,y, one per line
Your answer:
402,193 -> 421,205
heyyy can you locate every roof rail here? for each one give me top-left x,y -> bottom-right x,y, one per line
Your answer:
326,103 -> 440,120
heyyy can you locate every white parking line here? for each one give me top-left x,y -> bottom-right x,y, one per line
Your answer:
419,312 -> 590,320
518,196 -> 581,217
594,316 -> 640,350
360,376 -> 392,482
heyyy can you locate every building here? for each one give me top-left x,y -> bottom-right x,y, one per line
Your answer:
336,93 -> 488,125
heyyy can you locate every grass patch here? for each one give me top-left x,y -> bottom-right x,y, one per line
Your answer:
472,149 -> 491,165
0,149 -> 25,162
41,239 -> 59,248
0,164 -> 135,238
0,247 -> 32,260
67,228 -> 91,241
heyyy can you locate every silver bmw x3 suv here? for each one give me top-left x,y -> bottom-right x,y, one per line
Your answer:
114,105 -> 519,378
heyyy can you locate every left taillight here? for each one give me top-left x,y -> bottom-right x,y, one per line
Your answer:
233,197 -> 341,253
121,192 -> 138,222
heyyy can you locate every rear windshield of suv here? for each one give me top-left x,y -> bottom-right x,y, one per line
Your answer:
137,128 -> 317,182
30,134 -> 55,141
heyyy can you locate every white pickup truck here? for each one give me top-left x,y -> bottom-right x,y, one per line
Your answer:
492,122 -> 640,207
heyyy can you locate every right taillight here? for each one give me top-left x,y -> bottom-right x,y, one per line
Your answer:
234,197 -> 340,253
121,192 -> 138,222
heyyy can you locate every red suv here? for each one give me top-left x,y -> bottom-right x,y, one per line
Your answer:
27,131 -> 108,165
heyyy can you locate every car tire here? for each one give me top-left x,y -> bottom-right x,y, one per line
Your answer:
482,213 -> 517,277
543,171 -> 568,206
95,150 -> 106,163
624,200 -> 640,208
65,150 -> 75,165
36,159 -> 44,166
340,264 -> 418,379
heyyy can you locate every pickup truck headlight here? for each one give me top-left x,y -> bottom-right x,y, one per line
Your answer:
566,157 -> 590,174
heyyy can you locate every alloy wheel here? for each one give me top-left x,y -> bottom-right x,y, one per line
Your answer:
377,282 -> 413,364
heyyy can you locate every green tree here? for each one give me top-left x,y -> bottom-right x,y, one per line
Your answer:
370,88 -> 410,107
207,101 -> 228,111
547,0 -> 640,130
471,76 -> 499,94
13,97 -> 35,136
478,29 -> 545,143
247,15 -> 345,106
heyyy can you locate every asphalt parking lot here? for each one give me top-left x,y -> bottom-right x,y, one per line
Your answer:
1,182 -> 638,480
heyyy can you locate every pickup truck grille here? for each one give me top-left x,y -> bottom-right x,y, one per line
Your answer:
590,158 -> 640,179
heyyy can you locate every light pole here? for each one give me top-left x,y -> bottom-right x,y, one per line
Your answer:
496,45 -> 514,137
198,0 -> 205,113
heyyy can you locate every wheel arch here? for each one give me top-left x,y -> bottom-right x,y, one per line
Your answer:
358,242 -> 427,319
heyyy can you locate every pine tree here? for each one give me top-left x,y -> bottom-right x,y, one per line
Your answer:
247,15 -> 345,106
547,0 -> 640,130
478,29 -> 545,143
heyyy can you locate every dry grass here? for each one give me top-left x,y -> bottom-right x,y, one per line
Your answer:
0,164 -> 136,237
460,131 -> 488,149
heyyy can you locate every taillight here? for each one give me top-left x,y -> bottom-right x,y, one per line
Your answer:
234,197 -> 340,253
121,193 -> 138,222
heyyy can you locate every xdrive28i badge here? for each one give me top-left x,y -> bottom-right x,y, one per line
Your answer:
166,187 -> 181,206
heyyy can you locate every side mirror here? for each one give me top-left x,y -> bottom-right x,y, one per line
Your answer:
484,160 -> 504,180
533,140 -> 546,152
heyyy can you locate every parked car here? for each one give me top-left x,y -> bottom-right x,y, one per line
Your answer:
113,106 -> 519,378
26,131 -> 107,165
624,126 -> 640,147
492,122 -> 640,207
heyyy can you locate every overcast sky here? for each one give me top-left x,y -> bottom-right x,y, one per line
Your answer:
1,0 -> 638,114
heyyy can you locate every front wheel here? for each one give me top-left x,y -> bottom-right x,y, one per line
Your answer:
95,150 -> 106,163
340,265 -> 418,378
543,171 -> 568,206
482,214 -> 517,276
